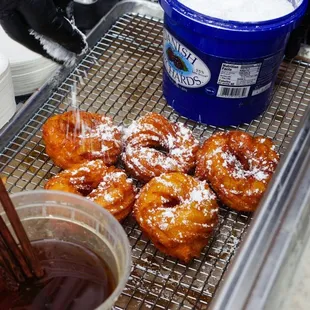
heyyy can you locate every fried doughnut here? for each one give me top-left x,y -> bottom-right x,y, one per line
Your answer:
195,131 -> 280,212
42,111 -> 122,169
134,173 -> 218,262
44,160 -> 136,221
122,113 -> 199,182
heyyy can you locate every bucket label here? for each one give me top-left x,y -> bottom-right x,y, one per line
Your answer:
218,63 -> 261,86
163,29 -> 211,88
217,62 -> 262,98
217,85 -> 251,99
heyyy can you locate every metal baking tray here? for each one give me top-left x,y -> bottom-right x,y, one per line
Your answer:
0,1 -> 310,309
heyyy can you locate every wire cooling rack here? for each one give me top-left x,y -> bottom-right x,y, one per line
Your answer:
0,11 -> 310,309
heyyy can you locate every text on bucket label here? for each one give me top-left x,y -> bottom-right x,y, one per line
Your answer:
218,63 -> 261,86
163,29 -> 211,88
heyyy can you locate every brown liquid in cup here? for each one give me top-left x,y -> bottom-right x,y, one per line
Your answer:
0,239 -> 116,310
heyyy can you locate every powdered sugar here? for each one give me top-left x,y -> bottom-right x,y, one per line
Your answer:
128,133 -> 161,145
123,115 -> 198,180
122,121 -> 159,141
211,148 -> 271,182
29,17 -> 88,67
159,222 -> 169,230
124,145 -> 182,176
74,115 -> 121,155
178,0 -> 295,22
68,18 -> 89,56
185,181 -> 216,203
172,123 -> 199,162
157,177 -> 178,189
251,168 -> 268,181
97,170 -> 127,189
161,209 -> 176,223
102,193 -> 114,202
201,132 -> 280,204
70,166 -> 91,175
69,175 -> 86,184
140,175 -> 218,235
166,134 -> 176,149
85,168 -> 134,217
78,119 -> 120,141
230,189 -> 243,195
30,30 -> 76,67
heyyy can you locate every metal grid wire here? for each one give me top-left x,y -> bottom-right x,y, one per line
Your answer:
0,12 -> 310,309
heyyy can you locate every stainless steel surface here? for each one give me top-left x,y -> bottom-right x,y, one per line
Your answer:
0,1 -> 310,309
211,100 -> 310,310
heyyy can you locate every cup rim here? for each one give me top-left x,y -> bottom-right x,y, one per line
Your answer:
9,189 -> 132,310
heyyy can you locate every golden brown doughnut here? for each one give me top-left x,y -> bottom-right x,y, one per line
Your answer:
42,111 -> 122,169
44,160 -> 136,221
134,172 -> 218,262
195,131 -> 280,212
122,113 -> 199,182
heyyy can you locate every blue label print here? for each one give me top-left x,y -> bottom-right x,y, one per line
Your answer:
165,43 -> 193,76
163,28 -> 211,89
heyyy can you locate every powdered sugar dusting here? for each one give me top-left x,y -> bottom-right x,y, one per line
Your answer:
98,170 -> 127,187
123,114 -> 198,180
252,168 -> 268,181
230,189 -> 242,195
56,160 -> 106,185
29,17 -> 88,66
158,222 -> 169,231
78,117 -> 120,141
201,132 -> 280,204
124,145 -> 182,177
102,193 -> 114,202
207,147 -> 272,182
161,209 -> 176,222
170,123 -> 199,165
185,181 -> 216,203
30,30 -> 76,66
157,177 -> 178,189
74,115 -> 121,155
178,0 -> 295,22
70,166 -> 91,175
87,168 -> 133,214
122,120 -> 159,141
69,175 -> 86,184
140,175 -> 218,236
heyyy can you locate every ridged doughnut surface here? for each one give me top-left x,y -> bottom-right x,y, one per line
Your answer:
122,113 -> 199,182
45,160 -> 135,221
134,172 -> 218,262
195,131 -> 280,212
42,111 -> 122,169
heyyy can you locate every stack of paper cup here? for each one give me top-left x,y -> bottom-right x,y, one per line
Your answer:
0,54 -> 16,129
0,26 -> 59,96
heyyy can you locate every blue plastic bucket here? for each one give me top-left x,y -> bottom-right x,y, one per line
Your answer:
159,0 -> 308,126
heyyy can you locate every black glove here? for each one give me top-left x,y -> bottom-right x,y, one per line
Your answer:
0,0 -> 88,65
285,3 -> 310,59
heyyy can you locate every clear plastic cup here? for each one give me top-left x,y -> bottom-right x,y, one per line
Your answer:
1,190 -> 131,310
